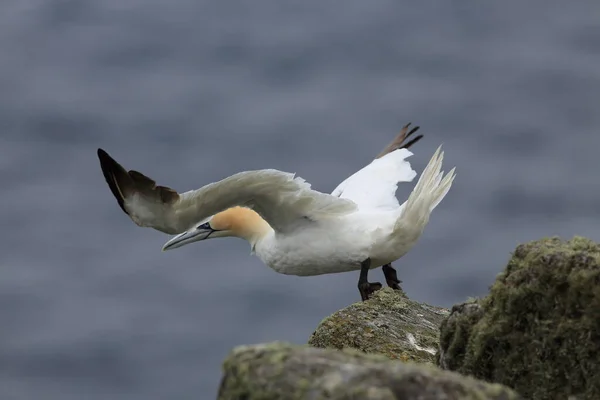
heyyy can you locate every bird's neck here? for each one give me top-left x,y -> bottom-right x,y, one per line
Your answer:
222,207 -> 273,247
239,221 -> 273,250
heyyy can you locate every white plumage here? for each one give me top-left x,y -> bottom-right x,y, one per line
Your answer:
331,148 -> 417,211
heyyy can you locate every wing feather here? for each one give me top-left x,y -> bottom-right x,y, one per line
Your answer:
97,148 -> 357,235
174,169 -> 357,233
331,149 -> 416,211
331,123 -> 423,211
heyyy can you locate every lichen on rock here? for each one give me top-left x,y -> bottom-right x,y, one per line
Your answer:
217,342 -> 521,400
308,287 -> 449,363
438,236 -> 600,399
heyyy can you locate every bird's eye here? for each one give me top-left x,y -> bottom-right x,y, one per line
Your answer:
198,222 -> 211,230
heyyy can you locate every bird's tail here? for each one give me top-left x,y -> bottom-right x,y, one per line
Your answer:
394,146 -> 455,235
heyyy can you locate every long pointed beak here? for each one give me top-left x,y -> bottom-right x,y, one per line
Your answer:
162,228 -> 213,251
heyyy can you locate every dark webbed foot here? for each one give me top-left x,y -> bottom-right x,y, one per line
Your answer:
358,281 -> 383,301
357,258 -> 383,301
382,264 -> 403,290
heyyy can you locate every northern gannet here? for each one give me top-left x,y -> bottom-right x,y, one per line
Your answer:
97,124 -> 455,300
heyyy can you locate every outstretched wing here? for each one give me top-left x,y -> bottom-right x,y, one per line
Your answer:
97,149 -> 357,235
331,123 -> 422,211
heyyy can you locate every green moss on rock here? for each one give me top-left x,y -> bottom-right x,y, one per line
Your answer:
438,236 -> 600,399
437,299 -> 484,370
217,342 -> 521,400
308,287 -> 449,363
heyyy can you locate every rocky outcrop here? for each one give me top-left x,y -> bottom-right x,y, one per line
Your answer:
309,287 -> 448,364
217,236 -> 600,400
217,342 -> 521,400
437,236 -> 600,399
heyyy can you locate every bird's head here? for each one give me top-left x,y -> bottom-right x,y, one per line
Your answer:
161,206 -> 271,251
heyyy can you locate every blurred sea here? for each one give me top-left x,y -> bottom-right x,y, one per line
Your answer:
1,1 -> 600,399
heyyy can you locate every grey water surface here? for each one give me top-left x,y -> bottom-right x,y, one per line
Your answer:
2,1 -> 600,399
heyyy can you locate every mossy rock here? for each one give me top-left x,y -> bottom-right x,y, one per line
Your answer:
309,287 -> 449,363
437,299 -> 485,370
438,236 -> 600,399
217,341 -> 522,400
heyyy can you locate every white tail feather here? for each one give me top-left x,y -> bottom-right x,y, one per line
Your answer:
394,146 -> 456,233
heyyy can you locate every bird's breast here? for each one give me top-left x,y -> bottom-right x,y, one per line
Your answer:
254,224 -> 371,276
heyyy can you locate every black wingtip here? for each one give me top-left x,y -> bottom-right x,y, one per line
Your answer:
406,125 -> 420,139
402,134 -> 424,150
97,148 -> 129,215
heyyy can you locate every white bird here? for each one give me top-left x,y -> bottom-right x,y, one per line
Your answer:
97,124 -> 455,300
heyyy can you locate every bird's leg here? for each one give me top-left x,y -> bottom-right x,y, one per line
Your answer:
357,258 -> 382,301
382,263 -> 403,290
